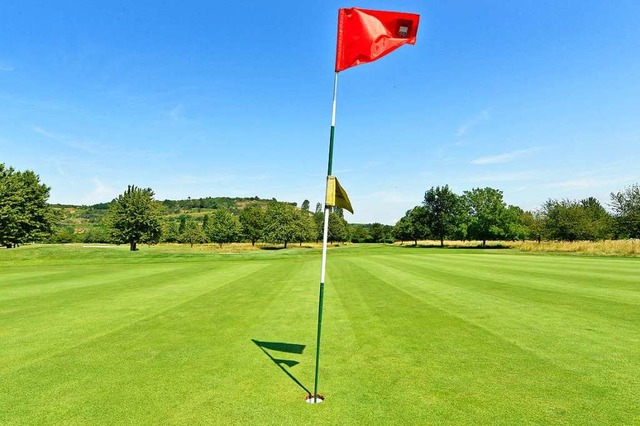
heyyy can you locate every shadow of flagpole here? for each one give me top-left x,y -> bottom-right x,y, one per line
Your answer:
251,339 -> 311,394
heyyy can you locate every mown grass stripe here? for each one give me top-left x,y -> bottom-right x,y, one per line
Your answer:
0,261 -> 269,376
356,253 -> 640,352
386,250 -> 640,289
326,258 -> 595,424
381,251 -> 640,310
346,254 -> 640,418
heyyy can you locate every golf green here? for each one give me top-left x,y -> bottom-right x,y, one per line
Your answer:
1,245 -> 639,424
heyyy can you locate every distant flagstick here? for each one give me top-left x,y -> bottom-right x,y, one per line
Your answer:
312,71 -> 338,403
311,7 -> 420,404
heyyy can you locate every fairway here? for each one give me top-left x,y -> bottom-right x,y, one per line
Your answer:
1,245 -> 639,424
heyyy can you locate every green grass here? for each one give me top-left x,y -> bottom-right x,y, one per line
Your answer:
1,244 -> 639,424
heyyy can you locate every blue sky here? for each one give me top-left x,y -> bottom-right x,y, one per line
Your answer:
1,1 -> 639,224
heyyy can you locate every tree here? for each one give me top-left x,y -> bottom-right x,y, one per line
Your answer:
0,164 -> 55,248
504,205 -> 528,241
48,226 -> 76,244
178,215 -> 187,235
522,210 -> 545,243
162,220 -> 180,243
293,210 -> 316,246
313,209 -> 324,243
301,199 -> 310,212
543,198 -> 613,241
423,185 -> 460,247
543,199 -> 584,241
239,204 -> 265,246
82,226 -> 110,244
327,211 -> 348,243
394,215 -> 412,244
369,222 -> 391,243
463,187 -> 510,246
394,206 -> 429,245
610,184 -> 640,238
179,219 -> 207,248
106,185 -> 163,251
263,202 -> 297,248
580,197 -> 613,240
201,213 -> 210,232
349,224 -> 371,243
315,202 -> 323,214
208,209 -> 242,247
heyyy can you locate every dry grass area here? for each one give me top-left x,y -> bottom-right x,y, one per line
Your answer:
85,240 -> 640,256
510,240 -> 640,256
395,239 -> 640,256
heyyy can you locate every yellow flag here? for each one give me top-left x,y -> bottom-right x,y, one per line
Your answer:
325,176 -> 354,213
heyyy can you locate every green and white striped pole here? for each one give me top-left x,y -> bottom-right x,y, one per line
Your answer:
312,71 -> 339,403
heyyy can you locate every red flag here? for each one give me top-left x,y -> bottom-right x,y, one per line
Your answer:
335,8 -> 420,72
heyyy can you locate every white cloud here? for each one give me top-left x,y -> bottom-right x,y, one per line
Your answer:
54,161 -> 66,176
547,178 -> 596,190
545,162 -> 639,192
169,104 -> 184,121
82,178 -> 119,205
457,109 -> 491,137
33,126 -> 105,155
471,148 -> 539,165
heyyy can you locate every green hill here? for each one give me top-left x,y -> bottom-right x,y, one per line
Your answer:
48,196 -> 296,243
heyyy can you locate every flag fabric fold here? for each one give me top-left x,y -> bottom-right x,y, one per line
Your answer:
325,176 -> 353,214
335,8 -> 420,72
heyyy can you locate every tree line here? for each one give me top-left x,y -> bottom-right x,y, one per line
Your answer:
2,163 -> 638,249
394,184 -> 640,246
0,163 -> 394,249
102,186 -> 354,250
45,188 -> 394,249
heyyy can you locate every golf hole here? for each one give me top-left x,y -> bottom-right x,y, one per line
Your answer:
305,394 -> 325,404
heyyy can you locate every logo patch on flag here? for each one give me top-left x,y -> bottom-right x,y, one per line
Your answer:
397,20 -> 413,38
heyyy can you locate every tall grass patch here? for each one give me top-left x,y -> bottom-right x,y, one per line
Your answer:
513,239 -> 640,256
